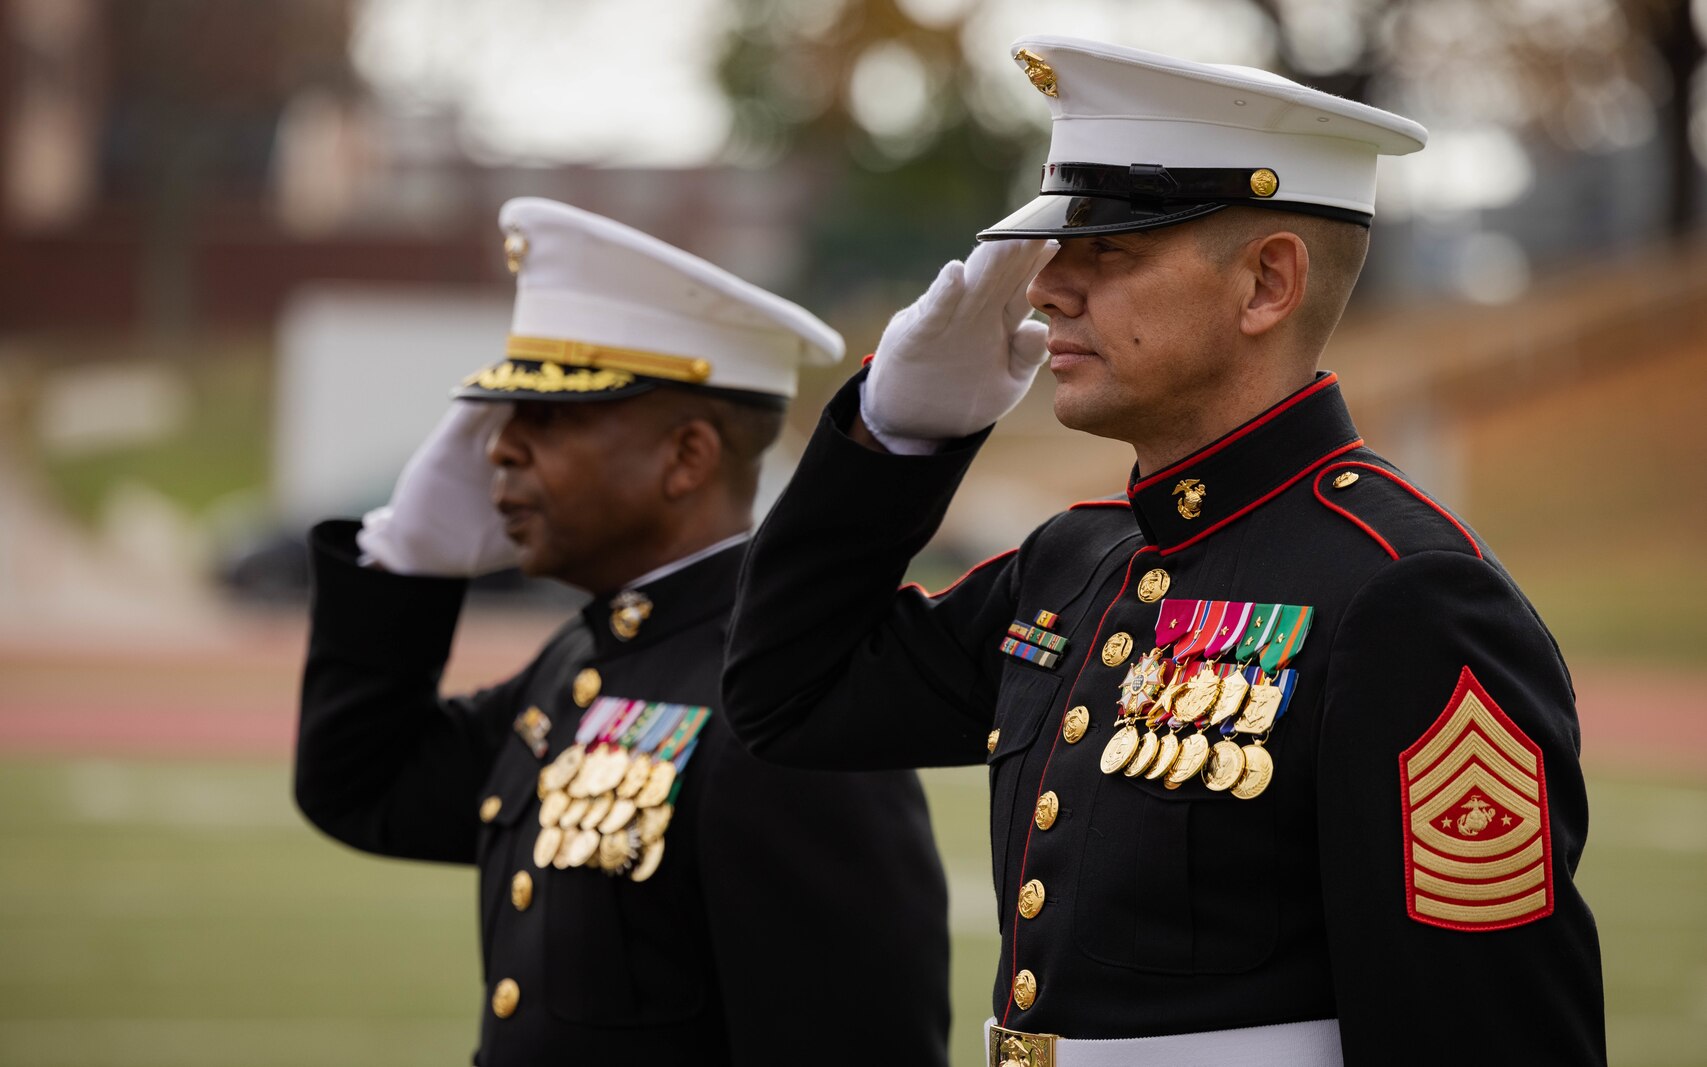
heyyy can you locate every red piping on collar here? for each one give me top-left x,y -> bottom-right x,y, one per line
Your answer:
1128,373 -> 1341,496
1313,461 -> 1483,561
902,548 -> 1017,600
1156,439 -> 1363,556
1001,542 -> 1156,1027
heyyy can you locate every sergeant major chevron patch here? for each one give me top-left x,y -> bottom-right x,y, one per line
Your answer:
1400,667 -> 1553,931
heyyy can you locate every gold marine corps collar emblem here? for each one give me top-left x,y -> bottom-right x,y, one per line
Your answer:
1173,478 -> 1207,520
610,590 -> 653,641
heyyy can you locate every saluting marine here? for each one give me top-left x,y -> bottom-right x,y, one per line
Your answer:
724,37 -> 1606,1067
295,198 -> 950,1066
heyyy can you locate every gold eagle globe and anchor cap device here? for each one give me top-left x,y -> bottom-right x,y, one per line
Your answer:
978,37 -> 1429,240
457,197 -> 844,407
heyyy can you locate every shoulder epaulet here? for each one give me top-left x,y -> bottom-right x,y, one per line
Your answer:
1312,460 -> 1484,562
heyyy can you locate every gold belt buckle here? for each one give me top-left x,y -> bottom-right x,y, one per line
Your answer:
989,1023 -> 1058,1067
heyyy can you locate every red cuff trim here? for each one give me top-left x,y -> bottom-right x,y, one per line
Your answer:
1068,499 -> 1129,510
861,352 -> 875,367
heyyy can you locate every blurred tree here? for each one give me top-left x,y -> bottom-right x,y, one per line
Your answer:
714,0 -> 1040,306
1247,0 -> 1703,233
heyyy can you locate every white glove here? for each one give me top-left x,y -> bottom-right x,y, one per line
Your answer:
862,239 -> 1055,451
356,401 -> 521,577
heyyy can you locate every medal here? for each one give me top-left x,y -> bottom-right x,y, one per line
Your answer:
638,802 -> 674,843
559,795 -> 591,829
540,744 -> 583,793
580,792 -> 614,830
1122,728 -> 1160,778
1100,724 -> 1140,774
599,797 -> 638,835
538,790 -> 569,828
533,825 -> 564,868
1203,739 -> 1246,791
636,760 -> 678,808
1232,743 -> 1274,799
564,827 -> 600,867
615,753 -> 653,799
598,828 -> 638,872
630,839 -> 666,882
1145,731 -> 1181,780
1166,731 -> 1211,784
1172,662 -> 1222,724
1206,667 -> 1250,726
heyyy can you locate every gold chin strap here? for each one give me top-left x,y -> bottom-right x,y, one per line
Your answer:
505,335 -> 713,384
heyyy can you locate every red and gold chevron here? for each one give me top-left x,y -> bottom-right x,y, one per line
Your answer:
1399,667 -> 1553,931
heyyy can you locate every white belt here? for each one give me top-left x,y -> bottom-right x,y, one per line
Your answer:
985,1017 -> 1343,1067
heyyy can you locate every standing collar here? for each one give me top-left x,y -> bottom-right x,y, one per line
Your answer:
581,537 -> 748,657
1126,372 -> 1362,554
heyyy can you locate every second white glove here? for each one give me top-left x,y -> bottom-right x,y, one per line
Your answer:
862,239 -> 1055,445
357,400 -> 522,577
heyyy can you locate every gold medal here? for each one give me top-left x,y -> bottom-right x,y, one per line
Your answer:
581,792 -> 614,830
1151,672 -> 1188,719
1207,673 -> 1250,726
1172,665 -> 1221,724
552,828 -> 578,868
635,761 -> 677,808
1144,731 -> 1180,780
564,827 -> 600,867
1166,732 -> 1210,785
596,751 -> 632,796
1203,739 -> 1246,791
638,802 -> 674,844
630,839 -> 666,883
1061,706 -> 1090,744
1236,684 -> 1282,734
566,749 -> 602,798
1099,724 -> 1140,774
1231,744 -> 1275,800
1123,728 -> 1160,778
1101,632 -> 1134,667
599,797 -> 638,835
540,745 -> 584,793
538,790 -> 569,828
533,825 -> 564,868
615,753 -> 653,799
560,795 -> 591,829
598,829 -> 638,872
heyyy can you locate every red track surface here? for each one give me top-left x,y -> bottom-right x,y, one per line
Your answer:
0,610 -> 1699,771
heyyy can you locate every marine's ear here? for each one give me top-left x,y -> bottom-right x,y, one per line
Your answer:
1237,230 -> 1309,338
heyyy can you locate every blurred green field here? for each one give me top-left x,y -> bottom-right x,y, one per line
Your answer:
0,759 -> 1702,1066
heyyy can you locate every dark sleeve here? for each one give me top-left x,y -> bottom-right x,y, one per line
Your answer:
1317,551 -> 1606,1064
294,519 -> 540,864
693,726 -> 950,1066
724,370 -> 1020,770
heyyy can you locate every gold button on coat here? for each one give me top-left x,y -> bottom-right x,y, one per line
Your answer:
987,729 -> 1001,754
479,795 -> 502,823
1101,632 -> 1133,666
572,668 -> 601,707
1061,706 -> 1089,744
492,978 -> 520,1018
510,871 -> 533,911
1018,879 -> 1046,919
1012,969 -> 1037,1010
1333,470 -> 1360,489
1034,790 -> 1059,830
1136,568 -> 1171,603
